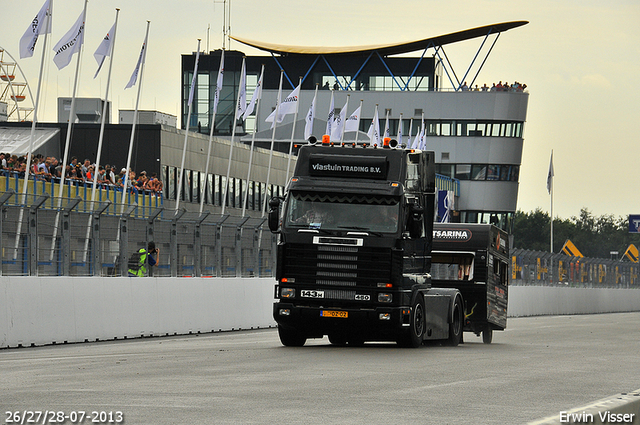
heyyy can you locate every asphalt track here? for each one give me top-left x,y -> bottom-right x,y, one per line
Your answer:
2,312 -> 640,425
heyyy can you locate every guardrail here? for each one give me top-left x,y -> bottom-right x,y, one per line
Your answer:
0,190 -> 276,277
511,248 -> 638,288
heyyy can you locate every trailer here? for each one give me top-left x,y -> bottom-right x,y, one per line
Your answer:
429,223 -> 509,343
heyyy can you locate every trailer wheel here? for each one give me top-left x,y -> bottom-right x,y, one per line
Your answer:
278,325 -> 306,347
397,295 -> 425,348
445,296 -> 463,346
482,326 -> 493,344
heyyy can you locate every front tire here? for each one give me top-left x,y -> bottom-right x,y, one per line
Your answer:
397,295 -> 425,348
445,295 -> 463,346
278,325 -> 306,347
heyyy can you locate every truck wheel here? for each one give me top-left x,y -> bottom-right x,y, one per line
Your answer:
278,325 -> 306,347
482,326 -> 493,344
445,296 -> 463,346
397,295 -> 425,348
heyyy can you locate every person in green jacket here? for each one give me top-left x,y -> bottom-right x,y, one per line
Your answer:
128,241 -> 159,277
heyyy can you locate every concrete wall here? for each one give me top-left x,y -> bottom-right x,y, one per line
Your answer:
0,276 -> 275,348
2,277 -> 640,348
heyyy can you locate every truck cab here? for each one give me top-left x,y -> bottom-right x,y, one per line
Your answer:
269,140 -> 464,347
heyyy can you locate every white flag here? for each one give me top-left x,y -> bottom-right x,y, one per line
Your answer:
212,50 -> 225,116
93,23 -> 116,79
304,86 -> 317,140
325,91 -> 335,136
236,58 -> 247,119
344,104 -> 361,132
125,31 -> 148,89
187,47 -> 201,107
367,106 -> 380,146
547,151 -> 554,194
411,127 -> 421,149
396,114 -> 403,146
242,64 -> 263,121
265,83 -> 300,123
419,126 -> 426,150
331,98 -> 349,141
52,11 -> 85,70
19,0 -> 51,59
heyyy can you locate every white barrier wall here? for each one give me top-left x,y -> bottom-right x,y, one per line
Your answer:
507,286 -> 640,317
2,277 -> 640,348
0,276 -> 276,348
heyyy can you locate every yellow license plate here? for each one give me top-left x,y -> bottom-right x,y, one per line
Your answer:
320,310 -> 348,318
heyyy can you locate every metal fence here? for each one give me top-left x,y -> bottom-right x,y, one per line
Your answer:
511,248 -> 638,288
0,189 -> 276,277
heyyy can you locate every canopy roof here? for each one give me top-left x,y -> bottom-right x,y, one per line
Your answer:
230,21 -> 528,56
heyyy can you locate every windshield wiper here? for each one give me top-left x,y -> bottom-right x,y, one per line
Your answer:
337,226 -> 383,237
288,224 -> 332,235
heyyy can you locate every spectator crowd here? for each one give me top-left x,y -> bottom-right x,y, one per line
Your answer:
461,80 -> 527,92
0,152 -> 163,195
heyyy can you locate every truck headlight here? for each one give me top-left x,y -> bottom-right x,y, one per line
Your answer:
378,293 -> 392,303
281,288 -> 295,298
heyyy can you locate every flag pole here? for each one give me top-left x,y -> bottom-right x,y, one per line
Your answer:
44,0 -> 88,261
242,64 -> 264,217
338,95 -> 350,143
284,77 -> 302,181
175,39 -> 201,212
261,70 -> 284,217
199,49 -> 225,215
304,83 -> 318,141
550,149 -> 554,253
220,56 -> 246,215
397,113 -> 403,147
83,8 -> 119,262
354,99 -> 363,144
15,0 -> 52,260
120,21 -> 150,213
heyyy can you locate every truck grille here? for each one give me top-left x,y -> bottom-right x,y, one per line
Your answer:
282,243 -> 401,287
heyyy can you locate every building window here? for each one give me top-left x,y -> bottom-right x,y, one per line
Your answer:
455,164 -> 471,180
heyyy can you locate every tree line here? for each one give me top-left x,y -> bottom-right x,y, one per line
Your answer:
513,208 -> 640,259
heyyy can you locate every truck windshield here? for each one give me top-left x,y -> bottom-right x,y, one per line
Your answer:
284,192 -> 400,233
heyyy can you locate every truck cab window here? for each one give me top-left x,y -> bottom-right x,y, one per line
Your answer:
430,253 -> 475,281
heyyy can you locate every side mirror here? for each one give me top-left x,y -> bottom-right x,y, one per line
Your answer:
408,203 -> 424,239
268,197 -> 282,233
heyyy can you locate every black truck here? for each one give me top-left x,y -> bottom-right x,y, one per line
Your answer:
267,140 -> 465,347
430,223 -> 509,343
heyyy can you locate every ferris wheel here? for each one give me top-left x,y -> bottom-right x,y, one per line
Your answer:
0,46 -> 34,122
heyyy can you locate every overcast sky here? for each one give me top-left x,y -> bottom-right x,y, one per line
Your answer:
2,0 -> 639,220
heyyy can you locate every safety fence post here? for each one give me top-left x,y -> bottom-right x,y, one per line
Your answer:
194,211 -> 210,277
0,189 -> 15,276
62,197 -> 83,276
91,201 -> 111,276
215,214 -> 229,277
28,194 -> 50,276
118,204 -> 137,276
146,208 -> 163,277
253,218 -> 266,277
236,216 -> 250,277
170,209 -> 186,277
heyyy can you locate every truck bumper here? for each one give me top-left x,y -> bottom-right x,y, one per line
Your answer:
273,302 -> 411,341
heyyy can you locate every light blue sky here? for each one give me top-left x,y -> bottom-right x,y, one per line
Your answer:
3,0 -> 639,220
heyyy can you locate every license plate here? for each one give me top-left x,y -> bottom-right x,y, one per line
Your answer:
320,310 -> 348,318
